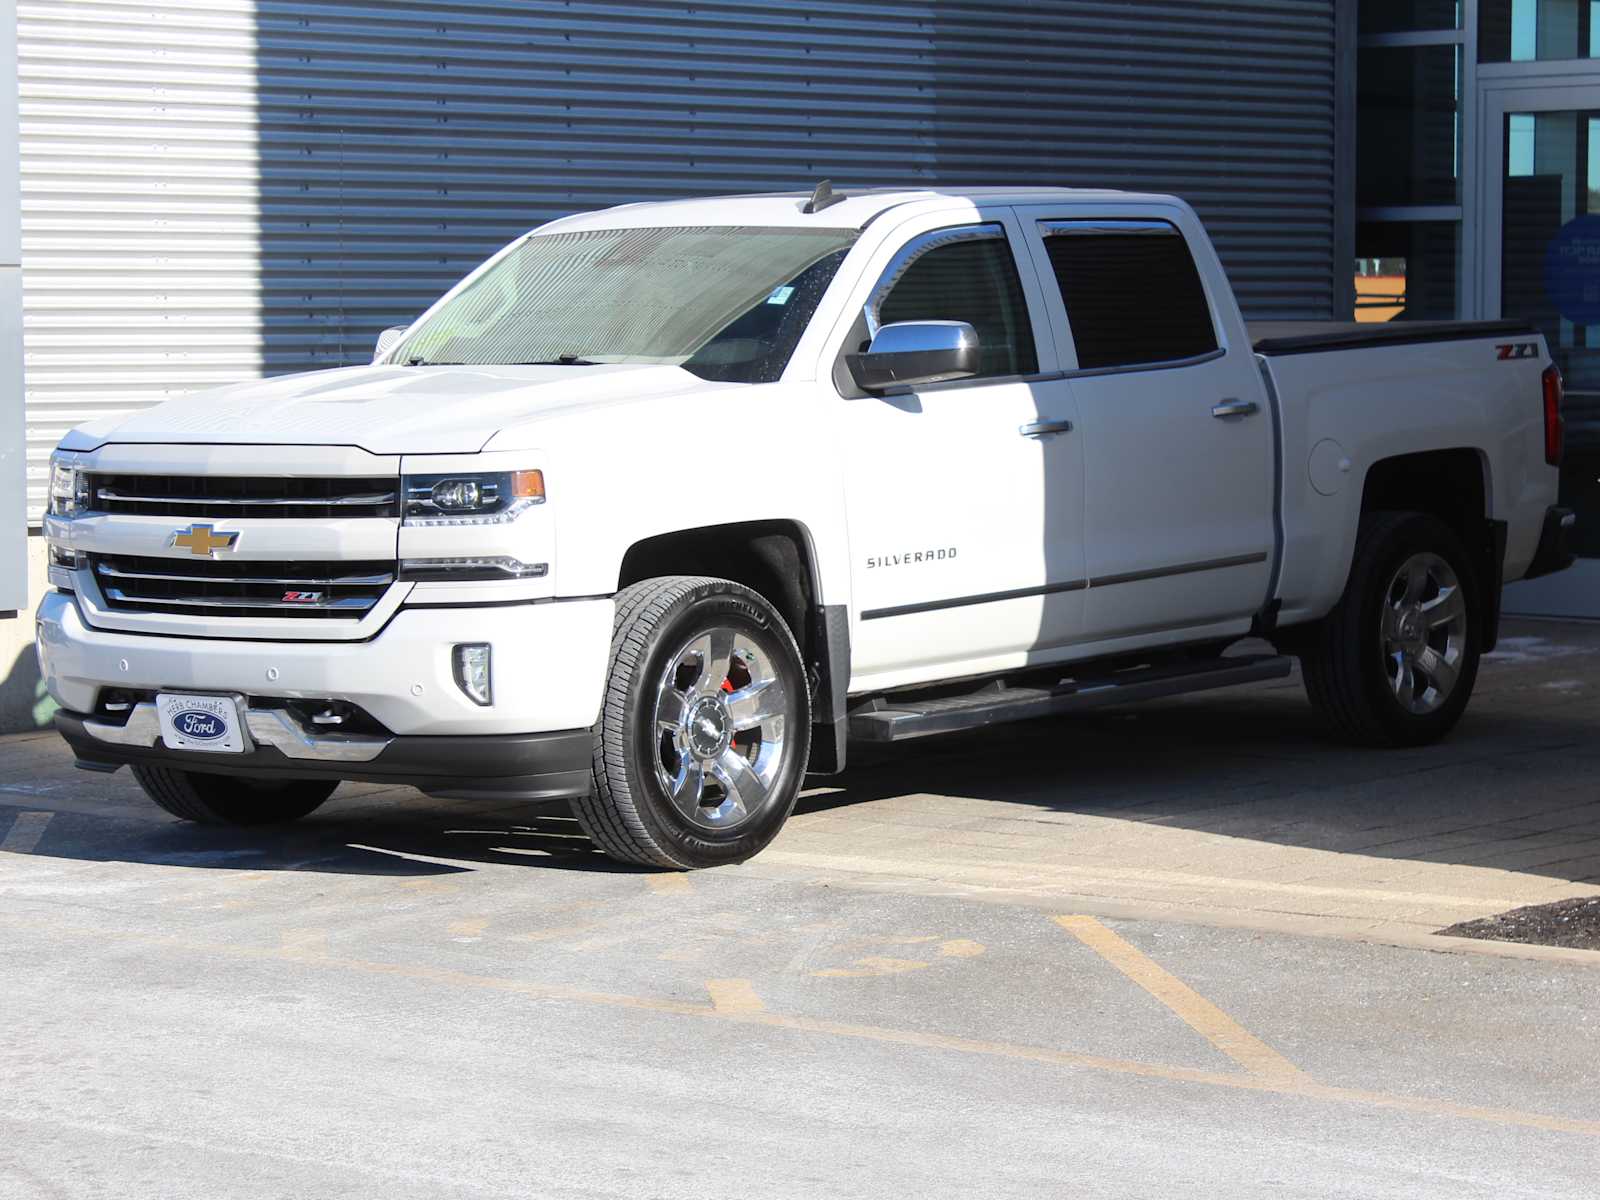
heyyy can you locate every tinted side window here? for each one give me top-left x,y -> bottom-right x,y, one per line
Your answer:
877,232 -> 1038,378
1042,225 -> 1218,370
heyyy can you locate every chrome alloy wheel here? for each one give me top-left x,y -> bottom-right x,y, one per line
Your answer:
1380,551 -> 1467,716
652,627 -> 789,830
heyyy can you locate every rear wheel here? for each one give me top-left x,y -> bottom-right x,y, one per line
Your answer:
574,576 -> 811,869
132,766 -> 337,825
1300,511 -> 1480,746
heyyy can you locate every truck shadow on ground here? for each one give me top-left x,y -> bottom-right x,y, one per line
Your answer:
797,683 -> 1600,886
14,668 -> 1600,886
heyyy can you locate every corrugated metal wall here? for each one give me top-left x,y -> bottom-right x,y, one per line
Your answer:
19,0 -> 261,518
19,0 -> 1339,517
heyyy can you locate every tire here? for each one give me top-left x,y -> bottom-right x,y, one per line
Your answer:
1300,510 -> 1481,747
132,766 -> 338,826
573,576 -> 812,868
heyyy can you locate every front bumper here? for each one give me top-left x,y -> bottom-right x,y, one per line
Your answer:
1521,506 -> 1577,581
35,589 -> 614,737
56,707 -> 593,800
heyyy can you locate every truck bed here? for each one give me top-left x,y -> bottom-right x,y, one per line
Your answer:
1249,319 -> 1536,356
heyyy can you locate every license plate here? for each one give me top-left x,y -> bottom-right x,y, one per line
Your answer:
156,693 -> 246,754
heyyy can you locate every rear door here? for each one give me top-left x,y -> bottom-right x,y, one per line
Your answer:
1016,209 -> 1274,641
835,210 -> 1086,686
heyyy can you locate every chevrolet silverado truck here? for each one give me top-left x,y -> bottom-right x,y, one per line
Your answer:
37,186 -> 1577,868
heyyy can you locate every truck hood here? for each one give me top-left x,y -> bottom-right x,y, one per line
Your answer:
79,363 -> 725,454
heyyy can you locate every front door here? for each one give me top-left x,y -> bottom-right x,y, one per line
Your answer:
839,212 -> 1086,689
1484,83 -> 1600,617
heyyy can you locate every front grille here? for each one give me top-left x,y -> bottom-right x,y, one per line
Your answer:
86,473 -> 400,520
92,555 -> 395,619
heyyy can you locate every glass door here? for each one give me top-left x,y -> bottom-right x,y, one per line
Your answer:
1483,82 -> 1600,617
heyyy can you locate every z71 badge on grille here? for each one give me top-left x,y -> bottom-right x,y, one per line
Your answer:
281,590 -> 324,604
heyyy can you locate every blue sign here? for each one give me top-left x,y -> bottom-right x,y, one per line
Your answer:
1544,215 -> 1600,325
174,710 -> 228,740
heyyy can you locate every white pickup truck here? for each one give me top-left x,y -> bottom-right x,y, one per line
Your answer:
37,186 -> 1576,868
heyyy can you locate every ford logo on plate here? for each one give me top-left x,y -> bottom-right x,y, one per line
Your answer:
175,710 -> 228,740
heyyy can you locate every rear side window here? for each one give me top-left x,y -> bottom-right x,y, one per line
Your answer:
1041,222 -> 1218,371
875,227 -> 1038,379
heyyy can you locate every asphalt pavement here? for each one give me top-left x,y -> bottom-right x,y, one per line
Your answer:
3,618 -> 1599,1198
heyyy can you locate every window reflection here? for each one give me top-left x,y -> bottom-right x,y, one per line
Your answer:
1502,109 -> 1600,558
1359,0 -> 1459,35
1481,1 -> 1600,62
1353,224 -> 1460,322
1357,46 -> 1461,207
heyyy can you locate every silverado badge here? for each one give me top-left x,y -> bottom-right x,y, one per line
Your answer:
169,523 -> 240,557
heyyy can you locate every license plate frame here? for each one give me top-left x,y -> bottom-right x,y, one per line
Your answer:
155,693 -> 247,754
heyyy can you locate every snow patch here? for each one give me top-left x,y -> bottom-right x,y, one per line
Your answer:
1484,636 -> 1591,663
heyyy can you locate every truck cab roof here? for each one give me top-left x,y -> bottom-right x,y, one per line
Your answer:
541,186 -> 1184,233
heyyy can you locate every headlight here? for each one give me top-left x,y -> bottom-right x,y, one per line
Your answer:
402,469 -> 544,526
47,455 -> 89,518
399,555 -> 548,581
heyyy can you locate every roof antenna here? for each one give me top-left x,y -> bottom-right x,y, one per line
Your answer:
802,179 -> 845,214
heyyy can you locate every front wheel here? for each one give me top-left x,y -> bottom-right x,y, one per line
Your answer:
573,576 -> 812,868
1300,510 -> 1481,746
132,766 -> 338,825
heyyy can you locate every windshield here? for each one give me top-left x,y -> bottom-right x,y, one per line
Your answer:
390,225 -> 858,384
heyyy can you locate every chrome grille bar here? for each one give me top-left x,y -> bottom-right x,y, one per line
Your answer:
103,588 -> 379,613
91,554 -> 395,620
95,562 -> 395,587
95,489 -> 397,508
85,473 -> 400,520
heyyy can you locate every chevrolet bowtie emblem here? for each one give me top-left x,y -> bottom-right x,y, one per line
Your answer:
170,523 -> 240,557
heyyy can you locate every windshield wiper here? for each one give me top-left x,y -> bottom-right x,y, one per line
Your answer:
515,353 -> 601,366
405,357 -> 466,366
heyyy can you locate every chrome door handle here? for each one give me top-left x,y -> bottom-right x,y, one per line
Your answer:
1211,399 -> 1259,419
1020,418 -> 1074,438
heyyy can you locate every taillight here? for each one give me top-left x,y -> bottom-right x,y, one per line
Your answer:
1543,364 -> 1564,466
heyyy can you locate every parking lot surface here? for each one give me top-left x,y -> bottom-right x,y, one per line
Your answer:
3,618 -> 1598,1198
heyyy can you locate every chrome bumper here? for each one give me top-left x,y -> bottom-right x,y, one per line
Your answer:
81,702 -> 389,763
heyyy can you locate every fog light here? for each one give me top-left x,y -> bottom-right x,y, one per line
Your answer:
47,545 -> 84,591
453,643 -> 492,706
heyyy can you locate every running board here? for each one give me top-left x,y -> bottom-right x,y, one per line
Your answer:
846,654 -> 1293,743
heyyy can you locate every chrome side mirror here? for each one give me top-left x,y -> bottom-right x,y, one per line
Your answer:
373,326 -> 408,362
847,321 -> 980,392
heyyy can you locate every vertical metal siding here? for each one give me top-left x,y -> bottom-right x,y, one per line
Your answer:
19,0 -> 1337,517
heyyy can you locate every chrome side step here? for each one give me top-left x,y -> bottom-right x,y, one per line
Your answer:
846,654 -> 1293,743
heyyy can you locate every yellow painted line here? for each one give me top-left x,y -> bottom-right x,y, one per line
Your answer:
398,878 -> 460,896
657,945 -> 704,963
938,939 -> 986,958
646,874 -> 694,895
509,922 -> 607,943
705,978 -> 766,1014
0,811 -> 52,854
1055,915 -> 1304,1081
3,915 -> 1595,1139
813,956 -> 931,978
279,929 -> 330,956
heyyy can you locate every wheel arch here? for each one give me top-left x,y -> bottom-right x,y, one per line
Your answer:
616,520 -> 850,759
1357,447 -> 1503,652
1358,446 -> 1491,539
